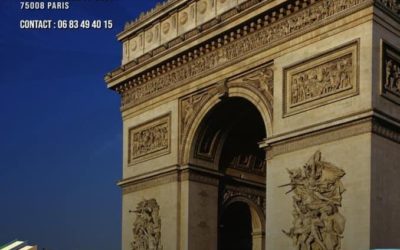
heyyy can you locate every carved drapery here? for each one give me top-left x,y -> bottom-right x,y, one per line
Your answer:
280,151 -> 346,250
131,199 -> 163,250
382,41 -> 400,104
117,0 -> 369,110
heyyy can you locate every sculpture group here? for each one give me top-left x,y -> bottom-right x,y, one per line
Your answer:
291,56 -> 353,105
131,199 -> 163,250
385,59 -> 400,94
281,151 -> 346,250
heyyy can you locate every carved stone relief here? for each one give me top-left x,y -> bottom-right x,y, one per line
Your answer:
284,41 -> 359,116
179,87 -> 217,163
228,65 -> 274,114
382,41 -> 400,104
197,0 -> 216,26
280,151 -> 346,250
131,199 -> 163,250
144,23 -> 161,53
198,0 -> 208,14
119,0 -> 367,110
128,114 -> 171,165
161,14 -> 178,44
178,3 -> 196,35
128,33 -> 144,62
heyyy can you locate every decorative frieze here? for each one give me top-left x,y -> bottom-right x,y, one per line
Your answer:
131,199 -> 163,250
280,151 -> 346,250
128,114 -> 171,165
382,41 -> 400,104
283,41 -> 359,116
372,116 -> 400,143
118,0 -> 368,110
122,0 -> 261,63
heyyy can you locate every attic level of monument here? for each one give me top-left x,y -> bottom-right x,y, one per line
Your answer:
105,0 -> 400,111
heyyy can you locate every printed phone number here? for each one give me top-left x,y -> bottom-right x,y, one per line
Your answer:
20,20 -> 113,29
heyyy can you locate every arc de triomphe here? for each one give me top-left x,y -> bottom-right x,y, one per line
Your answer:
105,0 -> 400,249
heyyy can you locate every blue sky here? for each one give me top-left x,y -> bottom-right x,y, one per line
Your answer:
0,1 -> 160,249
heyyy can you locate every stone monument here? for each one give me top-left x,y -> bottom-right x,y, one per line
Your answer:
105,0 -> 400,249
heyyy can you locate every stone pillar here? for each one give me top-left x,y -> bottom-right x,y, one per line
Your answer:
180,169 -> 219,250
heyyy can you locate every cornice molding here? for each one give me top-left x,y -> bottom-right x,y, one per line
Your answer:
266,114 -> 400,159
108,0 -> 374,111
112,0 -> 271,71
120,165 -> 222,194
120,0 -> 181,38
374,0 -> 400,21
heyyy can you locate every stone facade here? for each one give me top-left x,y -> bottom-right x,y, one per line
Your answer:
105,0 -> 400,249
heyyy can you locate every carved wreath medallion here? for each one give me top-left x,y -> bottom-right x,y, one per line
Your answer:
280,151 -> 346,250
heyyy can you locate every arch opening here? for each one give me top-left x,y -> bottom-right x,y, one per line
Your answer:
189,97 -> 267,250
219,202 -> 253,250
190,97 -> 266,176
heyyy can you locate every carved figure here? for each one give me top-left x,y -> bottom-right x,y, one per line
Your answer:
181,92 -> 211,129
281,151 -> 346,250
384,58 -> 400,94
131,199 -> 163,250
130,121 -> 169,161
128,117 -> 170,164
290,55 -> 353,105
239,66 -> 274,111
